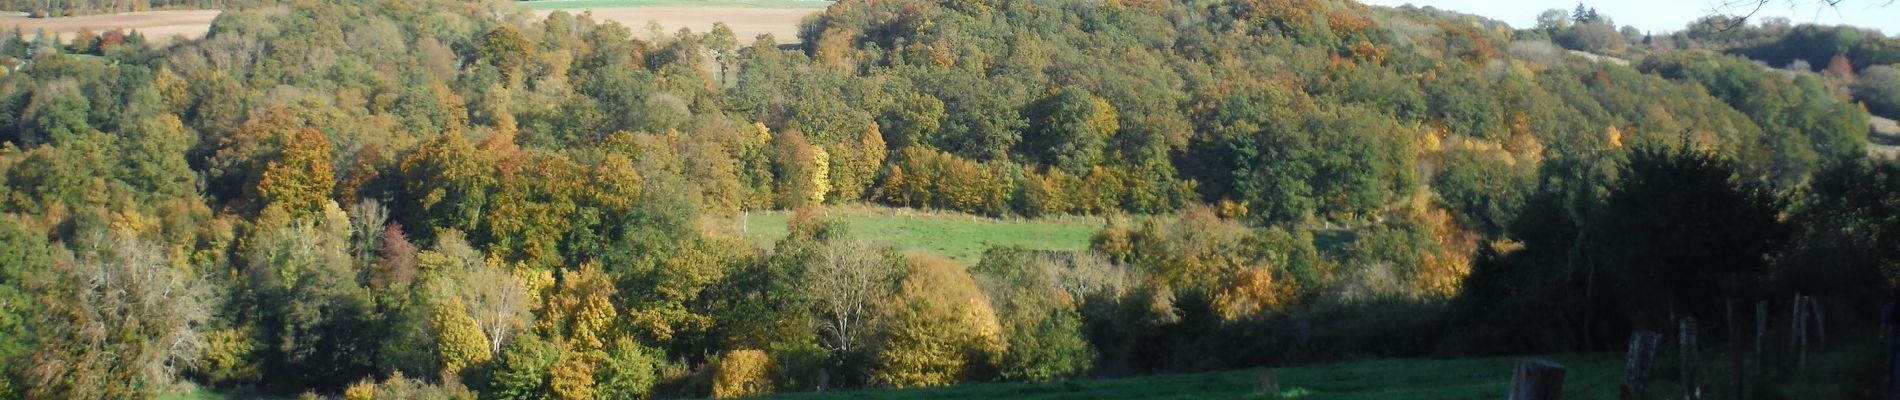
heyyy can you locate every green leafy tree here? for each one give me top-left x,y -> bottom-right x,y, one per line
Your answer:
481,26 -> 535,84
1857,64 -> 1900,118
486,334 -> 557,400
22,80 -> 92,145
1024,87 -> 1117,174
972,247 -> 1093,382
116,113 -> 196,202
880,92 -> 946,150
398,131 -> 496,242
1590,146 -> 1785,326
1779,158 -> 1900,303
596,337 -> 659,400
0,217 -> 51,397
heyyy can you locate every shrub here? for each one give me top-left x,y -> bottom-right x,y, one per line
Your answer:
343,371 -> 475,400
995,307 -> 1092,382
712,349 -> 772,398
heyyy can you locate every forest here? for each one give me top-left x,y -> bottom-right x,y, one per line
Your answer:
0,0 -> 1897,398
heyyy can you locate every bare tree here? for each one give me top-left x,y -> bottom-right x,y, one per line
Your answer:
805,240 -> 901,354
348,199 -> 389,272
22,230 -> 215,399
1716,0 -> 1895,28
462,262 -> 530,355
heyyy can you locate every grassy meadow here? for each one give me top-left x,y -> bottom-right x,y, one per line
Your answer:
736,206 -> 1107,265
162,339 -> 1877,399
768,340 -> 1877,400
767,353 -> 1627,400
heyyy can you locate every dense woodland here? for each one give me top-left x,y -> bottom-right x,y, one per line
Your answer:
0,0 -> 1898,398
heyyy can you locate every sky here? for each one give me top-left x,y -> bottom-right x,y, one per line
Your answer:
1357,0 -> 1900,35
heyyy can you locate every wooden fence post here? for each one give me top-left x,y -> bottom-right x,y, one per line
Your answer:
1810,296 -> 1826,353
1756,301 -> 1770,379
1728,300 -> 1741,400
1625,331 -> 1662,400
1682,318 -> 1702,400
1797,295 -> 1811,369
1790,294 -> 1805,371
1510,358 -> 1566,400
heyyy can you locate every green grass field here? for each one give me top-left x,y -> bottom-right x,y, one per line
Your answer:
768,341 -> 1877,400
738,206 -> 1106,265
766,353 -> 1626,400
519,0 -> 832,10
161,340 -> 1877,399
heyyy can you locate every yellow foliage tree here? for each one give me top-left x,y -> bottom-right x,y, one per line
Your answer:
771,128 -> 826,209
1415,208 -> 1476,298
711,349 -> 772,399
811,146 -> 831,205
541,263 -> 618,352
256,127 -> 336,217
343,379 -> 375,400
871,254 -> 1005,388
431,297 -> 493,376
827,124 -> 888,203
549,344 -> 603,400
1212,266 -> 1295,321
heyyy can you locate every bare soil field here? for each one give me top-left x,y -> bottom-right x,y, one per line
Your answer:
535,7 -> 817,44
0,10 -> 217,45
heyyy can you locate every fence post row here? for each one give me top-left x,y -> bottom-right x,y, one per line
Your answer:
1727,300 -> 1741,400
1681,318 -> 1701,400
1624,331 -> 1662,400
1756,301 -> 1770,379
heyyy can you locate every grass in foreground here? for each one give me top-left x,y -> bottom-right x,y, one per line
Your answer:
769,341 -> 1877,400
161,340 -> 1878,399
769,353 -> 1630,400
738,206 -> 1105,265
520,0 -> 832,10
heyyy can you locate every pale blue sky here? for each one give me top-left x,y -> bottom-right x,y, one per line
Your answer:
1358,0 -> 1900,35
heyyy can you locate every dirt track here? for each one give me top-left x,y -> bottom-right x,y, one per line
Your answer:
536,7 -> 818,44
0,10 -> 218,45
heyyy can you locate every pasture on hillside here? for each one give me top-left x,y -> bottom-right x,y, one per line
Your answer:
738,206 -> 1106,265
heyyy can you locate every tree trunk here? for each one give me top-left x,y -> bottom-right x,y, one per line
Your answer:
1681,318 -> 1701,400
1624,331 -> 1662,400
1510,358 -> 1566,400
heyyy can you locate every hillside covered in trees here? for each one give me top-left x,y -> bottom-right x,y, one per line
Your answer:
0,0 -> 1896,398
